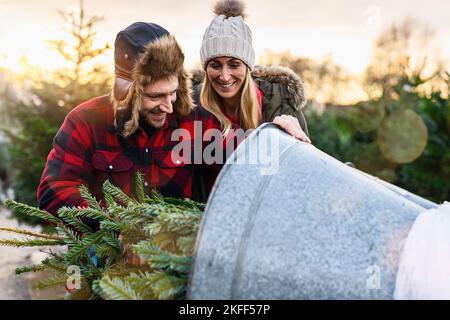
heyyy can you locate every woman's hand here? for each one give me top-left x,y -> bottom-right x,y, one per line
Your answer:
273,115 -> 311,143
119,234 -> 147,267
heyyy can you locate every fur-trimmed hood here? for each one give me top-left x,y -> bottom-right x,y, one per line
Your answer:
191,65 -> 307,110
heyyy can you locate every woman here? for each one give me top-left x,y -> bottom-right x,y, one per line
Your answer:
190,0 -> 311,202
195,0 -> 311,143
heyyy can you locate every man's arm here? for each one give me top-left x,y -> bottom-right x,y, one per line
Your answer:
37,110 -> 93,217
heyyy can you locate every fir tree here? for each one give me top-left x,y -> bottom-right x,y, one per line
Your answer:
0,172 -> 204,300
0,0 -> 111,225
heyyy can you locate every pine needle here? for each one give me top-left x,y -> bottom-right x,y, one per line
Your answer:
4,199 -> 60,225
15,264 -> 47,275
1,170 -> 205,300
103,180 -> 137,206
78,185 -> 103,211
133,241 -> 191,273
65,283 -> 92,300
0,239 -> 65,247
134,172 -> 146,203
0,227 -> 64,240
98,276 -> 143,300
33,274 -> 68,290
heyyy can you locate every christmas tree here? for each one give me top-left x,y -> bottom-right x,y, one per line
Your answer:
0,172 -> 204,300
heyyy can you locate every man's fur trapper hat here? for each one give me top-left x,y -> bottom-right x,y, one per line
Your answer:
112,23 -> 193,137
132,33 -> 193,117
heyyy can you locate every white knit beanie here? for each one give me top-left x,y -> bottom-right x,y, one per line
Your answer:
200,0 -> 255,70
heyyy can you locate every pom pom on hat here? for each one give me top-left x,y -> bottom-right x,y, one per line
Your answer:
213,0 -> 247,19
200,0 -> 255,70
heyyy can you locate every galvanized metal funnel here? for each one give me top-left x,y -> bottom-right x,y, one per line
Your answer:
188,123 -> 436,299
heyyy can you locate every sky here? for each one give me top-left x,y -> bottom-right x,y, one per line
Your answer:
0,0 -> 449,75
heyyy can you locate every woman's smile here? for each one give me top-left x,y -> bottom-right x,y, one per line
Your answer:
217,80 -> 237,90
207,57 -> 247,100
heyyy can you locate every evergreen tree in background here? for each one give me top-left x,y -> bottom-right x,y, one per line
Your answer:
0,141 -> 10,199
0,0 -> 111,224
265,19 -> 449,203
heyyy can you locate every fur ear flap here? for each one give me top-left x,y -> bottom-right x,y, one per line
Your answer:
174,68 -> 195,117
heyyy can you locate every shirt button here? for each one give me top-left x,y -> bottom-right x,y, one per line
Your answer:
108,165 -> 113,170
144,182 -> 148,187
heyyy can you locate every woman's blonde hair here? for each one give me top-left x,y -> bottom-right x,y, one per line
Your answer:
200,69 -> 260,135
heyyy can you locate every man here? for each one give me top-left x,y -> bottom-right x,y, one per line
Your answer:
37,22 -> 195,221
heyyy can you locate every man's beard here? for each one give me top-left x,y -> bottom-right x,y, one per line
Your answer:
140,108 -> 167,129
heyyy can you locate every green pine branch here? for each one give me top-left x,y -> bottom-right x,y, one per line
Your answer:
133,240 -> 191,273
0,239 -> 65,247
63,230 -> 107,263
98,276 -> 143,300
0,227 -> 64,240
103,192 -> 117,208
1,170 -> 205,300
15,264 -> 47,275
57,211 -> 94,234
33,274 -> 68,290
54,226 -> 80,246
4,199 -> 60,225
99,220 -> 123,233
134,271 -> 187,300
146,211 -> 201,235
41,257 -> 70,274
94,245 -> 121,261
176,235 -> 197,256
134,172 -> 146,203
58,207 -> 110,222
78,184 -> 103,211
103,180 -> 137,206
64,283 -> 93,300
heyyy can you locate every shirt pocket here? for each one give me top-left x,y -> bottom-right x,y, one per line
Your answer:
91,150 -> 134,195
152,150 -> 193,197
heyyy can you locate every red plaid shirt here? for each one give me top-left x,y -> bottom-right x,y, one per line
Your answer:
38,87 -> 263,217
37,95 -> 217,217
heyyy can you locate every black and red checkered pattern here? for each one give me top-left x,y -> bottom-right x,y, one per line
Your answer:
38,86 -> 263,218
37,95 -> 208,216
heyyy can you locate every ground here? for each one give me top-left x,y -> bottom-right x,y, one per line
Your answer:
0,207 -> 64,299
